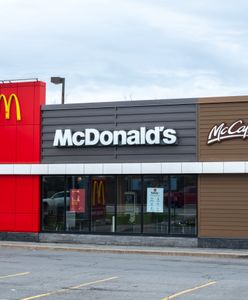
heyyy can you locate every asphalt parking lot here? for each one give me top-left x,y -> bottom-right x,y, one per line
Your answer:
0,246 -> 248,300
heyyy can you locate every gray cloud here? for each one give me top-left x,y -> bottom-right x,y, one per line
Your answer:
0,0 -> 248,104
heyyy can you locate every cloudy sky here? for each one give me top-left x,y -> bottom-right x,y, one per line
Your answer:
0,0 -> 248,104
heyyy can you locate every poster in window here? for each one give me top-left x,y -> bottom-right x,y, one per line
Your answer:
70,189 -> 85,212
147,187 -> 163,213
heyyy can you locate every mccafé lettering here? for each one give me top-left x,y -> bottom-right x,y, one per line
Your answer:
53,126 -> 177,147
207,119 -> 248,145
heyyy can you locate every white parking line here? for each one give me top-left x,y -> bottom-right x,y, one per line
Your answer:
0,272 -> 30,280
162,281 -> 217,300
22,276 -> 118,300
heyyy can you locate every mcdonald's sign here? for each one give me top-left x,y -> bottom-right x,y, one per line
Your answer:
0,93 -> 21,121
92,180 -> 105,206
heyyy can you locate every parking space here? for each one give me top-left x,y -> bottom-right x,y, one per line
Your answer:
0,247 -> 247,299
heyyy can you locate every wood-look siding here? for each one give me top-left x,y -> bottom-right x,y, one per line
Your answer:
198,99 -> 248,161
198,175 -> 248,238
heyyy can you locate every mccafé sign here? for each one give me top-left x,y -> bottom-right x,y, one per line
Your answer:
53,126 -> 177,147
0,94 -> 21,121
207,119 -> 248,145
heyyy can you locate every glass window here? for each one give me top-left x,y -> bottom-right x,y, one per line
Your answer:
116,176 -> 142,233
42,176 -> 65,231
66,176 -> 90,232
143,176 -> 169,234
91,176 -> 115,233
41,174 -> 197,236
170,175 -> 197,235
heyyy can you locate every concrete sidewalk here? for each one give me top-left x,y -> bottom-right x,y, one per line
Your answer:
0,241 -> 248,259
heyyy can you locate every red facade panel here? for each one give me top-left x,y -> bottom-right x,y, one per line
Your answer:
32,213 -> 40,232
0,213 -> 15,231
32,177 -> 40,214
0,175 -> 40,232
15,213 -> 33,232
0,81 -> 45,163
0,176 -> 15,213
15,177 -> 33,214
33,125 -> 42,162
0,126 -> 16,162
34,83 -> 45,124
14,85 -> 35,125
0,81 -> 45,233
16,125 -> 35,163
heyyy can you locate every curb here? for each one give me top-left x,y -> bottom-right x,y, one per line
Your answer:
0,243 -> 248,259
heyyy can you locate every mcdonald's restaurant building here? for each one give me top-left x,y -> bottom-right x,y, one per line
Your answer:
1,80 -> 248,249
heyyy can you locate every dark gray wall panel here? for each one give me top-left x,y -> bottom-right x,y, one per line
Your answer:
42,98 -> 197,163
42,116 -> 115,126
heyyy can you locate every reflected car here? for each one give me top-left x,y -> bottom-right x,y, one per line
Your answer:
43,191 -> 70,213
171,186 -> 197,208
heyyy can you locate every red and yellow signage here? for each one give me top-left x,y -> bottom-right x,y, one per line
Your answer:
0,93 -> 21,121
0,81 -> 45,234
92,180 -> 105,206
0,81 -> 45,163
91,180 -> 105,217
70,189 -> 85,212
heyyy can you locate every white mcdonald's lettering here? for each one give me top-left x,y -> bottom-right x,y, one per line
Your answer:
53,126 -> 177,147
92,180 -> 105,206
207,119 -> 248,144
0,93 -> 21,121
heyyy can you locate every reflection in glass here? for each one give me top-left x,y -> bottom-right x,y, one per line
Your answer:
143,176 -> 169,234
41,175 -> 197,236
66,176 -> 89,232
170,175 -> 197,235
42,176 -> 65,231
116,176 -> 142,233
91,176 -> 115,233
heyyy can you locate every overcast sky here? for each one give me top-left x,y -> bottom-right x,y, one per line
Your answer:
0,0 -> 248,104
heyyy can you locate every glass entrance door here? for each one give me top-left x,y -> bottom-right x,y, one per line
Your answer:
91,176 -> 115,233
66,176 -> 90,232
169,175 -> 197,235
143,176 -> 169,234
116,175 -> 142,233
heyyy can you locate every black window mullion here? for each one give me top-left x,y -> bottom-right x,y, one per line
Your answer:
168,175 -> 171,235
114,176 -> 117,233
40,176 -> 44,231
63,175 -> 67,232
141,175 -> 144,234
88,176 -> 92,233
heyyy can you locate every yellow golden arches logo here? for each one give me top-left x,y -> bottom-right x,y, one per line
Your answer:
0,94 -> 21,121
92,180 -> 105,206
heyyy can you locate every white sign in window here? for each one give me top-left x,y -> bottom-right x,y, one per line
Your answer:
147,187 -> 164,213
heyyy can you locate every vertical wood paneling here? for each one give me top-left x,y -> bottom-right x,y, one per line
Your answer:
198,98 -> 248,161
198,175 -> 248,238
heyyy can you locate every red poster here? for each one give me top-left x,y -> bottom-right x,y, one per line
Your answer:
70,189 -> 85,212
